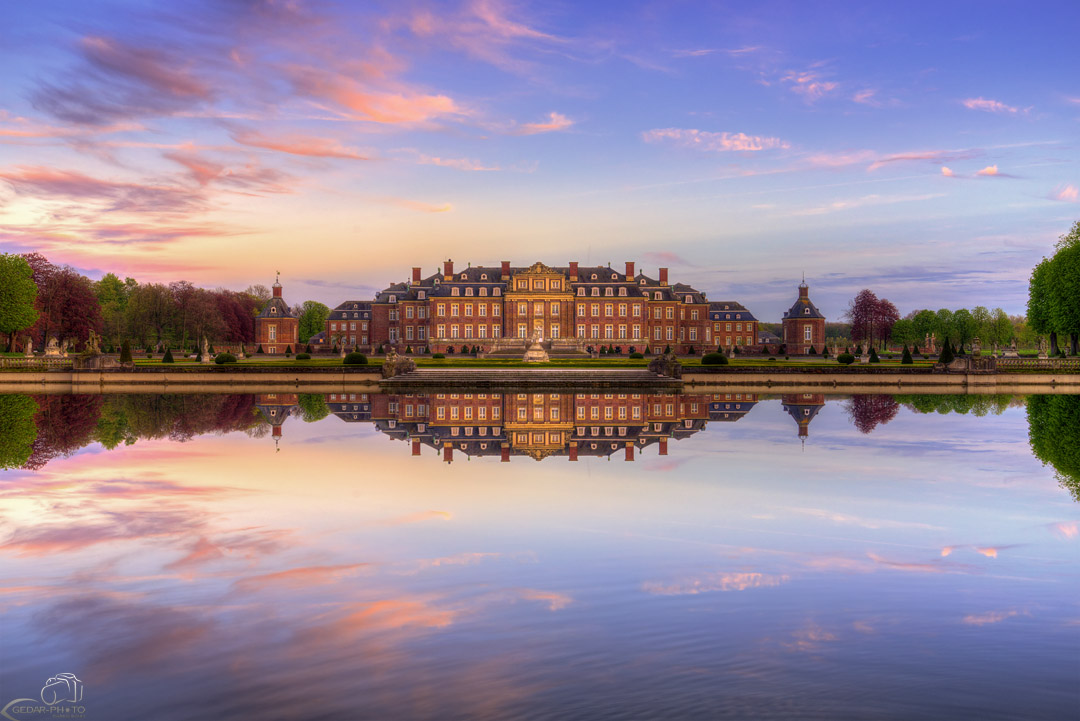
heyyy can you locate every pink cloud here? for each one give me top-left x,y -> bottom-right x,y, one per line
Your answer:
234,563 -> 371,591
287,64 -> 464,125
408,152 -> 500,171
867,149 -> 979,171
963,97 -> 1020,114
781,69 -> 838,102
976,164 -> 999,176
379,510 -> 453,525
642,128 -> 789,152
514,588 -> 572,611
643,572 -> 789,595
941,166 -> 955,177
1051,184 -> 1078,202
514,111 -> 574,135
231,130 -> 368,160
962,609 -> 1025,626
0,165 -> 206,213
163,150 -> 294,194
1050,521 -> 1078,537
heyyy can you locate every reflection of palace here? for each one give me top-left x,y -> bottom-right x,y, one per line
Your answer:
281,392 -> 761,462
256,393 -> 299,450
781,393 -> 826,439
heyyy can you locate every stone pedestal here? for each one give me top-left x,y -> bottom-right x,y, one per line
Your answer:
523,340 -> 550,363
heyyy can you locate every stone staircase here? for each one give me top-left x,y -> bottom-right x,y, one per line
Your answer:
382,368 -> 680,389
483,338 -> 590,360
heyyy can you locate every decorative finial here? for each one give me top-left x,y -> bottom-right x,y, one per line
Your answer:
275,270 -> 281,284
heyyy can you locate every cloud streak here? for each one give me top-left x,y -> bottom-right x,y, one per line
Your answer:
642,128 -> 789,152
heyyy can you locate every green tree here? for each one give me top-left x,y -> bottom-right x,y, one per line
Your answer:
910,309 -> 937,347
0,254 -> 39,351
952,308 -> 976,352
989,308 -> 1013,347
93,273 -> 134,348
1049,243 -> 1080,354
889,318 -> 917,348
971,306 -> 991,343
1027,394 -> 1080,502
297,394 -> 331,422
934,308 -> 954,347
297,301 -> 330,343
0,394 -> 38,468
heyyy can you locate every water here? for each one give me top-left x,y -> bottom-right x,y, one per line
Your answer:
1,391 -> 1077,720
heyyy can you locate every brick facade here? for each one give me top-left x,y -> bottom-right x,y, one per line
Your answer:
254,278 -> 299,354
782,281 -> 826,355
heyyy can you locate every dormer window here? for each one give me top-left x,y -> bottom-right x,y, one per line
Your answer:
479,287 -> 487,296
640,279 -> 646,285
465,287 -> 474,296
353,312 -> 358,318
451,287 -> 459,296
353,304 -> 358,309
494,288 -> 501,296
605,288 -> 613,297
577,288 -> 585,296
684,296 -> 692,303
736,314 -> 741,319
592,288 -> 599,296
460,273 -> 467,280
270,306 -> 276,314
654,292 -> 661,300
480,273 -> 488,280
618,288 -> 626,296
591,274 -> 597,280
804,308 -> 810,315
611,274 -> 616,279
418,291 -> 426,300
389,295 -> 397,303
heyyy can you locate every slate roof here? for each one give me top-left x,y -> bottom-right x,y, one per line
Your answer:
709,301 -> 758,322
256,297 -> 297,319
782,285 -> 825,320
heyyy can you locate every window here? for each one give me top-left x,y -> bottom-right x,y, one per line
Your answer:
418,327 -> 426,340
465,287 -> 474,296
270,306 -> 276,314
605,324 -> 613,339
533,280 -> 545,290
552,281 -> 561,289
451,304 -> 460,317
619,287 -> 626,296
592,287 -> 600,297
577,324 -> 585,337
389,295 -> 396,303
804,325 -> 812,341
479,325 -> 487,338
691,310 -> 698,320
388,309 -> 398,321
406,326 -> 414,340
492,304 -> 500,317
604,303 -> 613,316
494,288 -> 501,296
479,287 -> 488,296
666,327 -> 673,340
437,324 -> 446,337
591,325 -> 600,338
618,325 -> 627,339
330,322 -> 337,331
418,291 -> 426,300
653,308 -> 661,319
479,304 -> 487,317
633,325 -> 641,339
591,303 -> 600,317
451,287 -> 459,296
551,324 -> 560,338
406,306 -> 414,319
451,325 -> 460,338
577,304 -> 586,317
654,292 -> 661,300
518,324 -> 527,338
492,326 -> 500,338
666,307 -> 674,319
437,304 -> 446,317
550,302 -> 559,315
465,326 -> 473,338
464,304 -> 473,317
518,303 -> 527,315
269,325 -> 277,341
689,328 -> 697,341
591,273 -> 597,280
618,303 -> 627,317
577,288 -> 585,296
605,288 -> 613,297
481,274 -> 488,281
726,323 -> 732,331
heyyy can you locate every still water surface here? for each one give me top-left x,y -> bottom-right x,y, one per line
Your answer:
0,391 -> 1077,720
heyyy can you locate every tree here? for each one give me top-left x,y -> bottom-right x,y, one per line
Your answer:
297,394 -> 331,422
1028,257 -> 1054,354
909,309 -> 937,347
0,395 -> 38,469
889,318 -> 917,349
934,309 -> 954,348
846,395 -> 899,434
25,262 -> 103,350
952,308 -> 976,352
989,308 -> 1013,347
1049,243 -> 1080,354
1027,394 -> 1080,501
846,289 -> 879,345
296,301 -> 330,343
126,283 -> 174,347
93,273 -> 134,348
873,298 -> 899,349
0,254 -> 39,351
245,284 -> 272,312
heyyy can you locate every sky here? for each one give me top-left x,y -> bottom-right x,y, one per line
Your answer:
0,0 -> 1077,320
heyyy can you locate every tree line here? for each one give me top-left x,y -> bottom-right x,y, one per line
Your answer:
0,253 -> 330,352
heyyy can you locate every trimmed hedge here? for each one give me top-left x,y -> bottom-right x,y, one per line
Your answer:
628,352 -> 644,359
702,352 -> 729,365
837,353 -> 856,365
214,353 -> 237,364
431,353 -> 446,359
343,352 -> 368,365
295,353 -> 311,360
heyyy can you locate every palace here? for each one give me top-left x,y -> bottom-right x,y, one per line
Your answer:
305,260 -> 778,355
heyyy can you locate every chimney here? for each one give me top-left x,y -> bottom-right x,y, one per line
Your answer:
412,438 -> 421,456
569,441 -> 578,461
625,261 -> 635,279
659,437 -> 668,456
569,261 -> 578,282
443,443 -> 453,463
501,261 -> 511,280
501,444 -> 510,462
412,267 -> 422,284
625,442 -> 635,462
443,259 -> 454,280
659,267 -> 668,286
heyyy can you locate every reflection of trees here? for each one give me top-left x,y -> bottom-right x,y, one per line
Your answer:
297,394 -> 330,423
0,395 -> 38,469
1027,395 -> 1080,502
95,395 -> 261,444
897,394 -> 1018,416
846,395 -> 899,434
25,395 -> 104,469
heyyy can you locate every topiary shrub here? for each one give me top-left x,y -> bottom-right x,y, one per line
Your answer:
285,345 -> 292,357
869,347 -> 880,363
214,353 -> 237,364
901,345 -> 913,364
663,345 -> 671,354
431,353 -> 446,359
628,352 -> 644,359
343,352 -> 368,365
119,340 -> 133,364
446,346 -> 455,355
837,353 -> 856,365
939,339 -> 955,364
305,344 -> 313,354
405,346 -> 413,354
162,348 -> 174,363
145,344 -> 153,354
702,352 -> 729,365
808,345 -> 817,355
822,349 -> 830,359
295,353 -> 311,360
600,345 -> 607,355
256,344 -> 264,354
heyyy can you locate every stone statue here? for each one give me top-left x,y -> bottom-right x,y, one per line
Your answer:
23,337 -> 33,357
971,336 -> 981,356
86,329 -> 101,354
45,336 -> 64,357
198,336 -> 211,363
1038,336 -> 1048,359
236,344 -> 246,360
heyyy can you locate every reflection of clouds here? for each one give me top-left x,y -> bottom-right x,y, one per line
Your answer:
514,588 -> 572,611
962,609 -> 1028,626
783,621 -> 838,652
2,508 -> 203,556
166,529 -> 293,571
790,506 -> 942,530
1049,521 -> 1078,539
643,572 -> 789,595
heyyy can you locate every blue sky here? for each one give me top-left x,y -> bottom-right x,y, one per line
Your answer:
0,0 -> 1077,319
